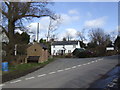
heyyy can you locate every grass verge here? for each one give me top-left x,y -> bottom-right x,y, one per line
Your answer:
2,58 -> 55,83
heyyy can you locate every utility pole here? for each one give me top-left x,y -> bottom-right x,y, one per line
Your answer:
37,23 -> 39,42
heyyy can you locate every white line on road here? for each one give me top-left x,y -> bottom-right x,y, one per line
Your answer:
0,84 -> 5,87
57,69 -> 64,72
10,80 -> 22,84
77,65 -> 82,67
38,74 -> 46,77
83,63 -> 87,65
95,60 -> 98,62
72,66 -> 77,69
87,62 -> 91,64
25,77 -> 35,80
49,72 -> 56,74
65,68 -> 71,70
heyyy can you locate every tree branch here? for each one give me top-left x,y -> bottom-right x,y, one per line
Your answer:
0,8 -> 8,18
5,2 -> 10,9
0,25 -> 9,38
15,14 -> 56,22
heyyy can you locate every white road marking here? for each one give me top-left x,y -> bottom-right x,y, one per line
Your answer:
57,69 -> 64,72
25,77 -> 35,80
87,62 -> 90,64
38,74 -> 46,77
91,61 -> 95,63
0,84 -> 5,87
72,66 -> 77,68
77,65 -> 82,67
49,72 -> 56,74
10,80 -> 21,84
83,63 -> 87,65
95,60 -> 98,62
65,68 -> 71,70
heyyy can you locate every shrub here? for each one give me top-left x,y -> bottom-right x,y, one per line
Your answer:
73,50 -> 93,58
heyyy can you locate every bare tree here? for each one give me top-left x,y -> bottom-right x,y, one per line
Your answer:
0,1 -> 57,60
89,28 -> 112,46
65,32 -> 73,41
76,29 -> 86,42
46,16 -> 61,42
1,1 -> 57,42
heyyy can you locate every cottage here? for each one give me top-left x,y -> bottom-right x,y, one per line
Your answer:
25,42 -> 48,63
51,41 -> 82,55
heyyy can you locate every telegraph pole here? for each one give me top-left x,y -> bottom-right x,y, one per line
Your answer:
37,23 -> 39,42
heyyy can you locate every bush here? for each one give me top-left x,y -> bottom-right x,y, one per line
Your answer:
73,50 -> 93,58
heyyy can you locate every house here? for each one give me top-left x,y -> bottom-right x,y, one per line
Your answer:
106,44 -> 115,51
51,41 -> 82,55
25,42 -> 48,63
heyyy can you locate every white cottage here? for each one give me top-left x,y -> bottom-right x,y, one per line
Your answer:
51,41 -> 81,55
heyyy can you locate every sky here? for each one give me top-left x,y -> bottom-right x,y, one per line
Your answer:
17,1 -> 118,43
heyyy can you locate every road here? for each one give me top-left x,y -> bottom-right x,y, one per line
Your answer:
1,55 -> 119,88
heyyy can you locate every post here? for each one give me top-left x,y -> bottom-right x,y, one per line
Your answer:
37,23 -> 39,42
14,44 -> 17,56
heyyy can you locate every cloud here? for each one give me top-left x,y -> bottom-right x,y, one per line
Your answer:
84,16 -> 107,28
61,13 -> 80,25
68,9 -> 79,15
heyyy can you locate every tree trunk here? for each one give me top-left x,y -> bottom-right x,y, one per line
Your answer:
5,19 -> 16,63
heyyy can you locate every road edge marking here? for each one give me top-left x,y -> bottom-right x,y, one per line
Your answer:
10,80 -> 22,84
38,74 -> 46,77
25,77 -> 35,80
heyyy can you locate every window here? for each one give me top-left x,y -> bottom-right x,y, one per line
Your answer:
68,50 -> 71,53
34,49 -> 37,51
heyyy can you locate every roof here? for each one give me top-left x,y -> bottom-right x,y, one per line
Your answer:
52,41 -> 78,45
40,43 -> 48,49
28,42 -> 48,49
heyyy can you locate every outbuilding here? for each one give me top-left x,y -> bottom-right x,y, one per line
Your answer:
25,42 -> 48,63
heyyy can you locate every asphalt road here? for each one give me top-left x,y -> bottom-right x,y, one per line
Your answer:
1,55 -> 119,88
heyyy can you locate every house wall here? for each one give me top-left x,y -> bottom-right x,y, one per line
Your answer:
51,41 -> 81,55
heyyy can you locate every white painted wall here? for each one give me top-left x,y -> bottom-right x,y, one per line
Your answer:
51,41 -> 81,55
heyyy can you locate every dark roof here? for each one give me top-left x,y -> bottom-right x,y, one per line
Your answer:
40,43 -> 48,49
106,44 -> 114,47
52,41 -> 78,45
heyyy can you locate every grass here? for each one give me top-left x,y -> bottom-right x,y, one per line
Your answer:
2,58 -> 55,75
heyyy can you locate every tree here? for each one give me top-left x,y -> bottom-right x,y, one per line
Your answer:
39,38 -> 46,43
21,32 -> 30,44
65,32 -> 73,41
114,35 -> 120,50
63,37 -> 67,41
76,29 -> 86,42
88,28 -> 113,56
0,1 -> 57,59
88,28 -> 112,46
46,16 -> 61,42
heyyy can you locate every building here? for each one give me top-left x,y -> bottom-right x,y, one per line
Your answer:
25,42 -> 48,63
51,41 -> 82,55
106,44 -> 115,51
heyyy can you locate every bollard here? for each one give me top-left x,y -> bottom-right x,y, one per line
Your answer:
2,62 -> 8,71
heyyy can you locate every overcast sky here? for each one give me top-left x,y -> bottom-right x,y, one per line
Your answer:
17,1 -> 118,42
